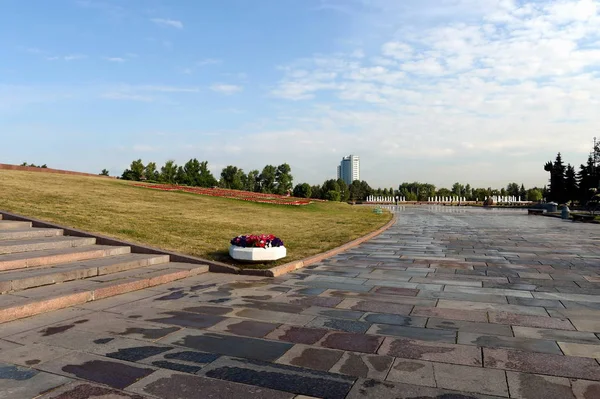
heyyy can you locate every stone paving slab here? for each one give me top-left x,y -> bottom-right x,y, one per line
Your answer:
4,207 -> 600,397
0,362 -> 73,399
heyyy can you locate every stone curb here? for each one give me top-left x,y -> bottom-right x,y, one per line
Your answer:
243,213 -> 398,277
0,210 -> 240,275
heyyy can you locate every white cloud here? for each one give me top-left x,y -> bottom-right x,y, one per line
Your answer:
104,57 -> 125,62
46,54 -> 87,61
150,18 -> 183,29
197,58 -> 222,66
210,84 -> 243,94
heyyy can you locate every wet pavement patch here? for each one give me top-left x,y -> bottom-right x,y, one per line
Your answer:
106,346 -> 173,362
222,320 -> 280,338
148,311 -> 225,329
40,324 -> 75,336
174,332 -> 293,362
155,291 -> 187,301
190,283 -> 217,292
45,383 -> 147,399
93,338 -> 114,344
62,360 -> 154,389
182,306 -> 233,316
0,364 -> 38,380
118,326 -> 180,340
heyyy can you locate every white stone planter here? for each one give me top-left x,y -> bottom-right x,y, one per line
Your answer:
229,245 -> 287,262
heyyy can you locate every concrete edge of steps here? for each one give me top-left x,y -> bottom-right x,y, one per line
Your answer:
0,210 -> 236,274
0,227 -> 62,241
0,263 -> 209,323
0,220 -> 33,230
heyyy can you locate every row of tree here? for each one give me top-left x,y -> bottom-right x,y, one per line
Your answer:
20,162 -> 47,168
369,182 -> 544,202
545,147 -> 600,204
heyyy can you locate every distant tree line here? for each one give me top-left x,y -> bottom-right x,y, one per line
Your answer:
545,142 -> 600,204
119,159 -> 376,202
370,182 -> 544,203
20,162 -> 47,168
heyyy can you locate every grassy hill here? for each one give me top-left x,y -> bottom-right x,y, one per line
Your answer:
0,170 -> 392,268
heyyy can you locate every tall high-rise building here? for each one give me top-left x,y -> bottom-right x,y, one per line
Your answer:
337,155 -> 360,186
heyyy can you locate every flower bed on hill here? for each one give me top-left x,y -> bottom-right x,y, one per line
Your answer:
135,183 -> 316,206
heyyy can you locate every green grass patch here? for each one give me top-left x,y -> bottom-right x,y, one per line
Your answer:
0,170 -> 392,268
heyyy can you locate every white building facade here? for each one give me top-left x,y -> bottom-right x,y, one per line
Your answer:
337,155 -> 360,186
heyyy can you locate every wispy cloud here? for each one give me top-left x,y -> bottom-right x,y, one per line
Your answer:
210,84 -> 243,94
102,84 -> 200,102
47,54 -> 87,61
102,92 -> 154,102
104,57 -> 125,62
75,0 -> 125,18
150,18 -> 183,29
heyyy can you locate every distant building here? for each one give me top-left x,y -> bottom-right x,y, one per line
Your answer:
337,155 -> 360,186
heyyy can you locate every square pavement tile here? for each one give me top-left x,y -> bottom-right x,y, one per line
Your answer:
433,363 -> 509,397
0,362 -> 72,399
276,344 -> 344,371
318,332 -> 384,353
127,368 -> 294,399
378,337 -> 482,366
37,352 -> 156,390
483,347 -> 600,380
569,318 -> 600,333
158,330 -> 293,362
385,358 -> 436,387
200,355 -> 355,399
330,352 -> 393,380
506,371 -> 574,399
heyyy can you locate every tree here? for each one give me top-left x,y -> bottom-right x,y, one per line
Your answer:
545,153 -> 566,203
183,159 -> 201,186
527,188 -> 543,202
464,184 -> 472,200
336,178 -> 349,202
160,160 -> 177,184
437,188 -> 451,198
578,155 -> 596,204
245,170 -> 260,192
144,162 -> 158,181
565,164 -> 578,203
382,188 -> 389,196
310,185 -> 322,199
500,188 -> 507,197
175,166 -> 187,185
122,159 -> 144,181
325,190 -> 341,201
259,165 -> 277,193
275,163 -> 293,195
197,161 -> 218,187
519,184 -> 527,200
293,183 -> 312,198
451,182 -> 465,197
506,183 -> 520,197
322,179 -> 340,198
100,169 -> 109,176
220,166 -> 245,190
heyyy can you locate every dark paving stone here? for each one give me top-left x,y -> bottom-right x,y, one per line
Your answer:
151,360 -> 203,374
266,326 -> 329,345
155,291 -> 188,300
171,332 -> 293,362
136,372 -> 293,399
303,307 -> 366,320
298,281 -> 373,292
306,317 -> 372,333
349,301 -> 413,315
561,300 -> 600,310
164,351 -> 220,364
278,346 -> 344,371
238,301 -> 308,314
148,311 -> 226,329
182,306 -> 233,316
118,326 -> 181,340
363,313 -> 427,328
426,318 -> 513,337
93,338 -> 115,344
290,296 -> 343,308
40,324 -> 77,337
106,346 -> 173,362
39,382 -> 147,399
320,332 -> 383,353
0,364 -> 38,380
62,360 -> 154,390
217,319 -> 280,338
370,325 -> 457,343
201,356 -> 355,399
458,332 -> 562,354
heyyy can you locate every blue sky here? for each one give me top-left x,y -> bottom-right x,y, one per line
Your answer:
2,0 -> 600,188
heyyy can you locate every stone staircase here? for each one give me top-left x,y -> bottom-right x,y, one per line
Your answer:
0,214 -> 209,323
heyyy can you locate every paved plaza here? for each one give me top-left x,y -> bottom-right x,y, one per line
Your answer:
2,206 -> 600,398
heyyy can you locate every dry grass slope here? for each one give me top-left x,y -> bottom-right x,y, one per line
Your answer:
0,170 -> 392,268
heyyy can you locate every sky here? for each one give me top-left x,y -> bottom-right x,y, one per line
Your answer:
1,0 -> 600,189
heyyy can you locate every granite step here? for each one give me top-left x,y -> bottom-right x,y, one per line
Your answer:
0,262 -> 209,323
0,220 -> 33,230
0,236 -> 96,255
0,245 -> 131,272
0,253 -> 170,293
0,227 -> 63,241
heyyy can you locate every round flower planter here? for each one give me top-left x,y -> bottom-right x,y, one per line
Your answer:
229,245 -> 287,262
